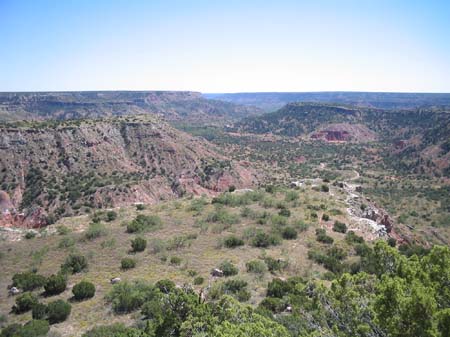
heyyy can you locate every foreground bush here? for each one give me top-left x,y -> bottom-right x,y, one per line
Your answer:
264,257 -> 289,273
106,281 -> 156,314
11,271 -> 46,291
72,281 -> 96,300
316,228 -> 334,244
218,260 -> 239,276
1,320 -> 49,337
251,232 -> 281,248
126,214 -> 162,233
246,260 -> 268,274
13,292 -> 38,314
131,237 -> 147,252
31,303 -> 48,320
61,254 -> 88,274
84,222 -> 107,240
281,226 -> 298,240
223,235 -> 244,248
82,323 -> 144,337
121,257 -> 136,270
44,274 -> 67,296
47,299 -> 71,324
333,220 -> 347,233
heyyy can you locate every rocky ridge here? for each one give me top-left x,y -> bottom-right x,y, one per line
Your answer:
0,115 -> 259,228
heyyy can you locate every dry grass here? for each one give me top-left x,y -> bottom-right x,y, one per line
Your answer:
0,186 -> 352,336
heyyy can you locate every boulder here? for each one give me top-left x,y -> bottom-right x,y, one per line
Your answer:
110,277 -> 121,284
211,268 -> 224,277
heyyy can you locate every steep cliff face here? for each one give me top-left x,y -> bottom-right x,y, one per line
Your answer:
310,123 -> 377,142
0,116 -> 259,227
0,91 -> 262,123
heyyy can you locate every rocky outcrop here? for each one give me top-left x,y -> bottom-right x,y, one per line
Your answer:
311,130 -> 351,142
0,116 -> 259,227
311,123 -> 377,143
0,203 -> 48,229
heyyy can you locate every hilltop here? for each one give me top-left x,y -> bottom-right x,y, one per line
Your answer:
206,91 -> 450,111
0,91 -> 262,123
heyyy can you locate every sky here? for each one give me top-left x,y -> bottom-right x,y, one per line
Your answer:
0,0 -> 449,93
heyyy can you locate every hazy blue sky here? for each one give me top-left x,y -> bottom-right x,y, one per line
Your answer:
1,0 -> 449,92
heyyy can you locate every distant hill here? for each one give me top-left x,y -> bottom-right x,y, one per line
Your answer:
234,102 -> 450,176
0,115 -> 258,227
0,91 -> 262,123
205,92 -> 450,111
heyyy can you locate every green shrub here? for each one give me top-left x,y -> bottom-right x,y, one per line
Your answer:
221,279 -> 250,302
281,226 -> 297,240
106,211 -> 117,222
292,220 -> 309,232
72,281 -> 95,300
193,276 -> 204,285
126,214 -> 162,233
187,270 -> 197,277
121,258 -> 136,270
321,184 -> 329,192
155,279 -> 176,293
263,257 -> 288,273
308,249 -> 344,274
285,191 -> 299,202
316,228 -> 334,244
12,271 -> 46,291
240,206 -> 253,218
131,237 -> 147,252
44,274 -> 67,295
346,231 -> 364,244
265,185 -> 275,193
58,236 -> 75,249
387,237 -> 397,247
2,320 -> 50,337
82,323 -> 143,337
25,231 -> 36,239
31,303 -> 48,320
84,222 -> 107,240
47,299 -> 71,324
278,209 -> 291,217
187,197 -> 208,213
218,260 -> 239,276
246,260 -> 267,274
106,281 -> 155,313
251,232 -> 281,248
267,278 -> 293,298
148,238 -> 166,254
57,225 -> 71,235
259,297 -> 286,313
206,208 -> 239,225
333,221 -> 347,233
166,234 -> 196,250
223,235 -> 244,248
271,214 -> 288,226
170,256 -> 182,265
322,214 -> 330,221
61,254 -> 88,273
136,204 -> 145,211
13,292 -> 38,313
